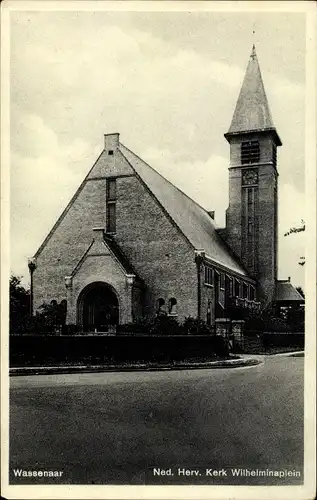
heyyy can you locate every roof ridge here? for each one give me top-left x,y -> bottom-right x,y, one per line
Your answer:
119,143 -> 217,226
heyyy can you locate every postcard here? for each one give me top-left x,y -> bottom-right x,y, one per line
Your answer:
1,1 -> 316,499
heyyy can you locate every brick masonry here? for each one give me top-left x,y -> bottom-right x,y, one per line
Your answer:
33,137 -> 198,323
224,131 -> 279,305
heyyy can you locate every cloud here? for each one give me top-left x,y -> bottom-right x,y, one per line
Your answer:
10,112 -> 99,283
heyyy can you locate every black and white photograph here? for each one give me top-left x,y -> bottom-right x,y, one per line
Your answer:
1,1 -> 316,499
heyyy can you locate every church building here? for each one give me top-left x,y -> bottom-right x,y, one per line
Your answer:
29,46 -> 303,331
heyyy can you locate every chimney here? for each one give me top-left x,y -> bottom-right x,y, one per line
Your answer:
93,227 -> 105,242
104,133 -> 119,153
288,276 -> 291,282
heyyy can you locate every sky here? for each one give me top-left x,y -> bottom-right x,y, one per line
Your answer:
9,6 -> 306,288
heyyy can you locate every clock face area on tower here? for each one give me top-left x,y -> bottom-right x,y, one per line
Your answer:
242,169 -> 258,186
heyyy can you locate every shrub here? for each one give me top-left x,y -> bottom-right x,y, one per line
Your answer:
119,316 -> 182,335
263,332 -> 304,348
182,316 -> 213,335
245,310 -> 304,334
244,315 -> 265,333
149,316 -> 181,335
65,324 -> 80,335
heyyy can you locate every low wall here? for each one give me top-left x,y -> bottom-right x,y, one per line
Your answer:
10,334 -> 229,367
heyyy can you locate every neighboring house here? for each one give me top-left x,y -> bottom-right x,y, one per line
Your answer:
28,46 -> 302,331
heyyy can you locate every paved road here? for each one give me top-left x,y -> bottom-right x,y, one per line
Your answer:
9,356 -> 304,485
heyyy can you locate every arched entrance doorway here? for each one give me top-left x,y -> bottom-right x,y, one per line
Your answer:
77,282 -> 119,332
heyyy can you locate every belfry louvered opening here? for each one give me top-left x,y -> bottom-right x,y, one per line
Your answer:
241,140 -> 260,164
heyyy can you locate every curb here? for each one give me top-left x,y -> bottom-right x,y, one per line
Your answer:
9,358 -> 262,376
271,350 -> 304,357
239,350 -> 304,358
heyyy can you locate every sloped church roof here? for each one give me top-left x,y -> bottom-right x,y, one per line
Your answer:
119,144 -> 248,276
226,45 -> 282,145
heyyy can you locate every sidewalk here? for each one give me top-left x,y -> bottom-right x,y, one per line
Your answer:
10,356 -> 262,376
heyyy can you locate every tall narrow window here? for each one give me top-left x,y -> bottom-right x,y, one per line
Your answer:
204,266 -> 213,286
219,273 -> 225,290
106,179 -> 116,233
218,273 -> 225,309
228,277 -> 233,297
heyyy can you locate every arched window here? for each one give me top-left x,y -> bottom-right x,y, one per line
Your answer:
168,297 -> 178,316
157,298 -> 166,316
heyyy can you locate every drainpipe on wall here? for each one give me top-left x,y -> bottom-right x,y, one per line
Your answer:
195,250 -> 205,320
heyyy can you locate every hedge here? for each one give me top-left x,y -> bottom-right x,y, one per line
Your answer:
10,334 -> 230,367
262,332 -> 304,348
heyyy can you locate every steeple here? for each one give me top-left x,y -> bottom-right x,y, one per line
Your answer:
223,45 -> 282,306
225,45 -> 282,146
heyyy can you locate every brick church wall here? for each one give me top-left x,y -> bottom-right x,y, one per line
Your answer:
115,175 -> 198,320
33,144 -> 198,321
33,178 -> 109,310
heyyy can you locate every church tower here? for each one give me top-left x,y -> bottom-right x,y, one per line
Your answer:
224,45 -> 282,305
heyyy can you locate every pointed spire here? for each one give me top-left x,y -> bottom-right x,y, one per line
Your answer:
226,45 -> 281,145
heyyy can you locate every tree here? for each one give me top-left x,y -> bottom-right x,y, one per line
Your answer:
10,276 -> 67,334
284,219 -> 305,266
34,299 -> 67,333
10,276 -> 30,334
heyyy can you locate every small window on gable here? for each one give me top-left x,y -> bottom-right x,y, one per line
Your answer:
108,150 -> 114,155
241,140 -> 260,164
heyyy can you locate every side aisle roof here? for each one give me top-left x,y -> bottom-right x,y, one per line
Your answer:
119,143 -> 248,276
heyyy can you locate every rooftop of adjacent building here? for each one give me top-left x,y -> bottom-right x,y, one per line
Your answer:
275,278 -> 304,302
